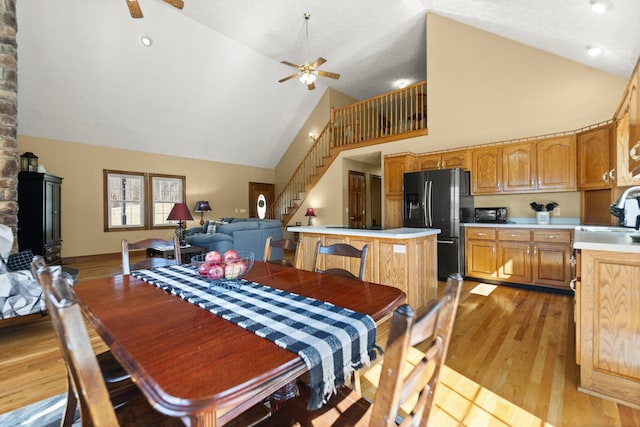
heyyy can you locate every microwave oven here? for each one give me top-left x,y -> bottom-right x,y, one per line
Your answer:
474,207 -> 508,223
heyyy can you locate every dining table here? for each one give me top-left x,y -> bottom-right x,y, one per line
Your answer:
72,261 -> 407,427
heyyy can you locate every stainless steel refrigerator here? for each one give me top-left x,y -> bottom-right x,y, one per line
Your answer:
403,168 -> 474,280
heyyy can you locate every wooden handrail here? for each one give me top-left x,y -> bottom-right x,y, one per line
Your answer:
267,81 -> 428,223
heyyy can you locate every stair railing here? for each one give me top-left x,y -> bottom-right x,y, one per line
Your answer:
267,81 -> 427,222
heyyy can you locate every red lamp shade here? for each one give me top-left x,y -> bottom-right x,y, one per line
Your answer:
167,203 -> 193,221
305,208 -> 315,226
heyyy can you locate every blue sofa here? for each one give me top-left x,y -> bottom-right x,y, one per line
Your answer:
186,218 -> 283,261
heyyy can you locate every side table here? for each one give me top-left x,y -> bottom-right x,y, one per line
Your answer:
147,245 -> 204,264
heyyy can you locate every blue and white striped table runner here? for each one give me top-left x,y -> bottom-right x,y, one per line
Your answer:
131,264 -> 379,409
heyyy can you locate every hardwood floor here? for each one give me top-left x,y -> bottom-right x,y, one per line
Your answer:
1,255 -> 639,426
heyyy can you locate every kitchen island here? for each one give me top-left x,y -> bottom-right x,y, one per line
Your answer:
288,226 -> 440,310
573,226 -> 640,409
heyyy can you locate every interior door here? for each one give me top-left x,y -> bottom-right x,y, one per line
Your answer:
348,171 -> 366,228
248,182 -> 274,218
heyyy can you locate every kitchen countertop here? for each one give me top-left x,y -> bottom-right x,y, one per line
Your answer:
463,223 -> 577,229
573,227 -> 640,253
287,226 -> 441,239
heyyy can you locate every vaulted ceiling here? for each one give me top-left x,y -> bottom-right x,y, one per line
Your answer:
16,0 -> 640,169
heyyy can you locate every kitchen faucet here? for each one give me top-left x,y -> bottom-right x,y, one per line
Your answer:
610,185 -> 640,229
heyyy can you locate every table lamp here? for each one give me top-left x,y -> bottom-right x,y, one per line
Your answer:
305,208 -> 316,226
167,202 -> 193,245
194,200 -> 212,225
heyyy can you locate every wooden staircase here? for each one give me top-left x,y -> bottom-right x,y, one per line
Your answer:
267,81 -> 428,225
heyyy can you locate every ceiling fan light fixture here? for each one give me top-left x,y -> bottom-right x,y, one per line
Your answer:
590,0 -> 612,13
299,72 -> 317,85
586,45 -> 604,57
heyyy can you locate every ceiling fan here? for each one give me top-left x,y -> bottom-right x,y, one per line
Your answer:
278,13 -> 340,90
126,0 -> 184,19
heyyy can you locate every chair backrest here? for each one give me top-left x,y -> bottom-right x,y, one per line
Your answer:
121,236 -> 181,275
32,256 -> 120,427
313,240 -> 369,280
370,273 -> 463,426
263,236 -> 304,269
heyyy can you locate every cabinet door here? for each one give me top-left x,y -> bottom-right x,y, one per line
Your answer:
44,179 -> 62,244
384,196 -> 403,229
466,239 -> 497,279
442,150 -> 470,170
471,147 -> 502,194
384,155 -> 413,196
577,126 -> 612,189
502,142 -> 536,193
537,135 -> 577,191
416,153 -> 441,170
532,243 -> 572,289
497,241 -> 532,283
615,112 -> 640,186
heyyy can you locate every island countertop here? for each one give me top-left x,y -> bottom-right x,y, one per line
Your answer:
287,226 -> 441,239
573,227 -> 640,253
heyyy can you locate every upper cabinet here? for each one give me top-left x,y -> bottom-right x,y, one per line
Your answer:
416,150 -> 470,171
471,146 -> 502,194
614,59 -> 640,186
384,153 -> 415,197
577,125 -> 613,190
537,135 -> 576,191
471,136 -> 576,195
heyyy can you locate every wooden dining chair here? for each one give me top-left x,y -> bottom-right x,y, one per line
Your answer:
121,236 -> 181,275
257,273 -> 463,427
32,258 -> 182,426
263,236 -> 304,269
313,240 -> 369,280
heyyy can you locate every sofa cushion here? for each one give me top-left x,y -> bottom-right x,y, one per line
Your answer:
258,219 -> 282,229
218,221 -> 259,235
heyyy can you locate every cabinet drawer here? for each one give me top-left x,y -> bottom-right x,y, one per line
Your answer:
466,228 -> 496,240
44,243 -> 62,255
497,229 -> 531,241
532,230 -> 572,244
45,252 -> 61,264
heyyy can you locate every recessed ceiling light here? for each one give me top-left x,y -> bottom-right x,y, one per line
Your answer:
141,36 -> 153,47
586,45 -> 604,57
590,0 -> 612,13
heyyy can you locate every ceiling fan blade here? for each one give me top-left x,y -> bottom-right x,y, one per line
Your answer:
316,70 -> 341,80
278,72 -> 300,83
163,0 -> 184,9
308,57 -> 327,69
307,82 -> 316,90
281,60 -> 302,70
126,0 -> 143,18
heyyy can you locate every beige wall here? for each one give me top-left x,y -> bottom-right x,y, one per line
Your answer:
274,88 -> 356,191
294,13 -> 628,226
18,136 -> 273,257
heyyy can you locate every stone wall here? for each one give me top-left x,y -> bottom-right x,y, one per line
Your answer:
0,0 -> 18,236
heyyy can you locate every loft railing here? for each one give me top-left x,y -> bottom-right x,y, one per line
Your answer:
267,81 -> 427,222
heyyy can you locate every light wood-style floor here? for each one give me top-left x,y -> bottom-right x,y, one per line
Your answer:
1,255 -> 639,426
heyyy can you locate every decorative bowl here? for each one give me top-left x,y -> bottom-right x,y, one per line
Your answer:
191,250 -> 254,282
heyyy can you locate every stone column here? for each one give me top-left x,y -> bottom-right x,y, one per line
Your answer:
0,0 -> 18,235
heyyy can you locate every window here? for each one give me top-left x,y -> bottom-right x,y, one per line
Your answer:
103,170 -> 186,231
151,175 -> 184,227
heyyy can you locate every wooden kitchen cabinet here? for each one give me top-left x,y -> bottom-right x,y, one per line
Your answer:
496,228 -> 533,283
471,146 -> 502,194
502,142 -> 536,193
537,135 -> 577,191
465,226 -> 573,290
578,249 -> 640,407
577,125 -> 613,189
531,229 -> 573,289
472,136 -> 576,195
384,153 -> 415,228
416,150 -> 470,171
465,227 -> 497,279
